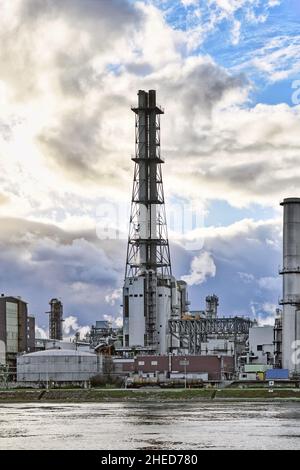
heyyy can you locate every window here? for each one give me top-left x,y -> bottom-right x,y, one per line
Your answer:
6,302 -> 18,353
151,361 -> 157,366
124,296 -> 129,318
138,361 -> 145,366
125,334 -> 129,347
257,345 -> 263,351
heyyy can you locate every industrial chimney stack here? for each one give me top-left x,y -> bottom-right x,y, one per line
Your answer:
280,198 -> 300,375
122,90 -> 186,354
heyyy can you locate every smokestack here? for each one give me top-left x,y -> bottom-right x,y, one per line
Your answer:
280,198 -> 300,375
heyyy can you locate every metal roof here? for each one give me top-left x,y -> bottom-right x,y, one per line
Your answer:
21,349 -> 96,357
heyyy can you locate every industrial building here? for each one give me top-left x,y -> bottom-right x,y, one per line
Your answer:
86,320 -> 118,349
114,355 -> 234,382
120,90 -> 279,379
0,295 -> 35,369
248,326 -> 274,365
10,92 -> 300,386
17,349 -> 102,385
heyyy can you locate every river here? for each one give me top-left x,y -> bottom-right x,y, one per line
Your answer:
0,401 -> 300,450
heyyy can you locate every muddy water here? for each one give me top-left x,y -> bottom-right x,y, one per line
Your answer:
0,401 -> 300,450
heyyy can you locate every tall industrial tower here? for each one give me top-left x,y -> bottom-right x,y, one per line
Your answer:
280,198 -> 300,375
47,298 -> 64,341
123,90 -> 187,354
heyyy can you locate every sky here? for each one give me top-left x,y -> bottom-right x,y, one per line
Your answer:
0,0 -> 299,338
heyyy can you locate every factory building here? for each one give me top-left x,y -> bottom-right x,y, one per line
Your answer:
114,355 -> 234,381
248,326 -> 274,365
122,90 -> 188,354
86,320 -> 118,348
280,198 -> 300,376
0,295 -> 35,368
17,349 -> 102,385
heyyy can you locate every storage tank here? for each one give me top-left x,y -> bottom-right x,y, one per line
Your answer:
280,198 -> 300,375
17,349 -> 102,384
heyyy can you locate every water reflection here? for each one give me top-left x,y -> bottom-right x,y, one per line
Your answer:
0,402 -> 299,450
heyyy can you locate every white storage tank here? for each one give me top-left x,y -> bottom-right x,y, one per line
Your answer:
17,349 -> 102,384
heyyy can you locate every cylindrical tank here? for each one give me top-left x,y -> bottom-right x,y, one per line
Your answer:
17,349 -> 102,383
280,198 -> 300,374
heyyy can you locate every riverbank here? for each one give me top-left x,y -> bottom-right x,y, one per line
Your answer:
1,387 -> 300,402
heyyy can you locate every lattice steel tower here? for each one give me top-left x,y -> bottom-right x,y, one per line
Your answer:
125,89 -> 171,278
123,90 -> 176,353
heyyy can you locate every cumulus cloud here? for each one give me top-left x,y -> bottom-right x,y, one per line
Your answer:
103,313 -> 123,329
35,325 -> 47,339
176,216 -> 282,315
0,0 -> 296,228
0,0 -> 291,325
181,251 -> 216,285
105,288 -> 122,306
251,301 -> 277,326
63,315 -> 90,339
0,217 -> 125,326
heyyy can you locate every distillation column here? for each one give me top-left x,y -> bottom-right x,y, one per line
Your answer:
48,298 -> 64,341
280,198 -> 300,375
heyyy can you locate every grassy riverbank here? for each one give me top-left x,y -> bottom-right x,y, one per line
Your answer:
1,387 -> 300,402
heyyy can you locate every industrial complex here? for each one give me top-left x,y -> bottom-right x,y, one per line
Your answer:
1,90 -> 300,388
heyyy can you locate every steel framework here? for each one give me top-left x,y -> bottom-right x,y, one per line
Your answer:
125,90 -> 171,279
47,298 -> 63,341
169,317 -> 253,354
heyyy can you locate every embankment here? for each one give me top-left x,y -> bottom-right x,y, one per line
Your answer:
1,387 -> 300,402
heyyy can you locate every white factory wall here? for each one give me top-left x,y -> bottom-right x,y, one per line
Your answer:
0,340 -> 5,365
126,277 -> 145,347
17,349 -> 102,382
156,285 -> 172,354
249,326 -> 274,365
200,339 -> 235,356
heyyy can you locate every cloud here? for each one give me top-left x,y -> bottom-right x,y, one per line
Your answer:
0,0 -> 296,226
237,34 -> 300,82
0,0 -> 291,327
105,288 -> 122,306
164,0 -> 282,48
238,272 -> 281,291
35,325 -> 47,339
0,217 -> 125,326
63,315 -> 90,339
181,251 -> 216,285
251,301 -> 277,326
176,216 -> 282,316
257,276 -> 281,291
103,313 -> 123,329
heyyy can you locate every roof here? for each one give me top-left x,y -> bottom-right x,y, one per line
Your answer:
20,349 -> 96,358
280,198 -> 300,205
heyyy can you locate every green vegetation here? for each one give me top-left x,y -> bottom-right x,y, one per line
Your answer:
1,387 -> 300,402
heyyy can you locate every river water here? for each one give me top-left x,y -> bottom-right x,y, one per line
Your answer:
0,401 -> 300,450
